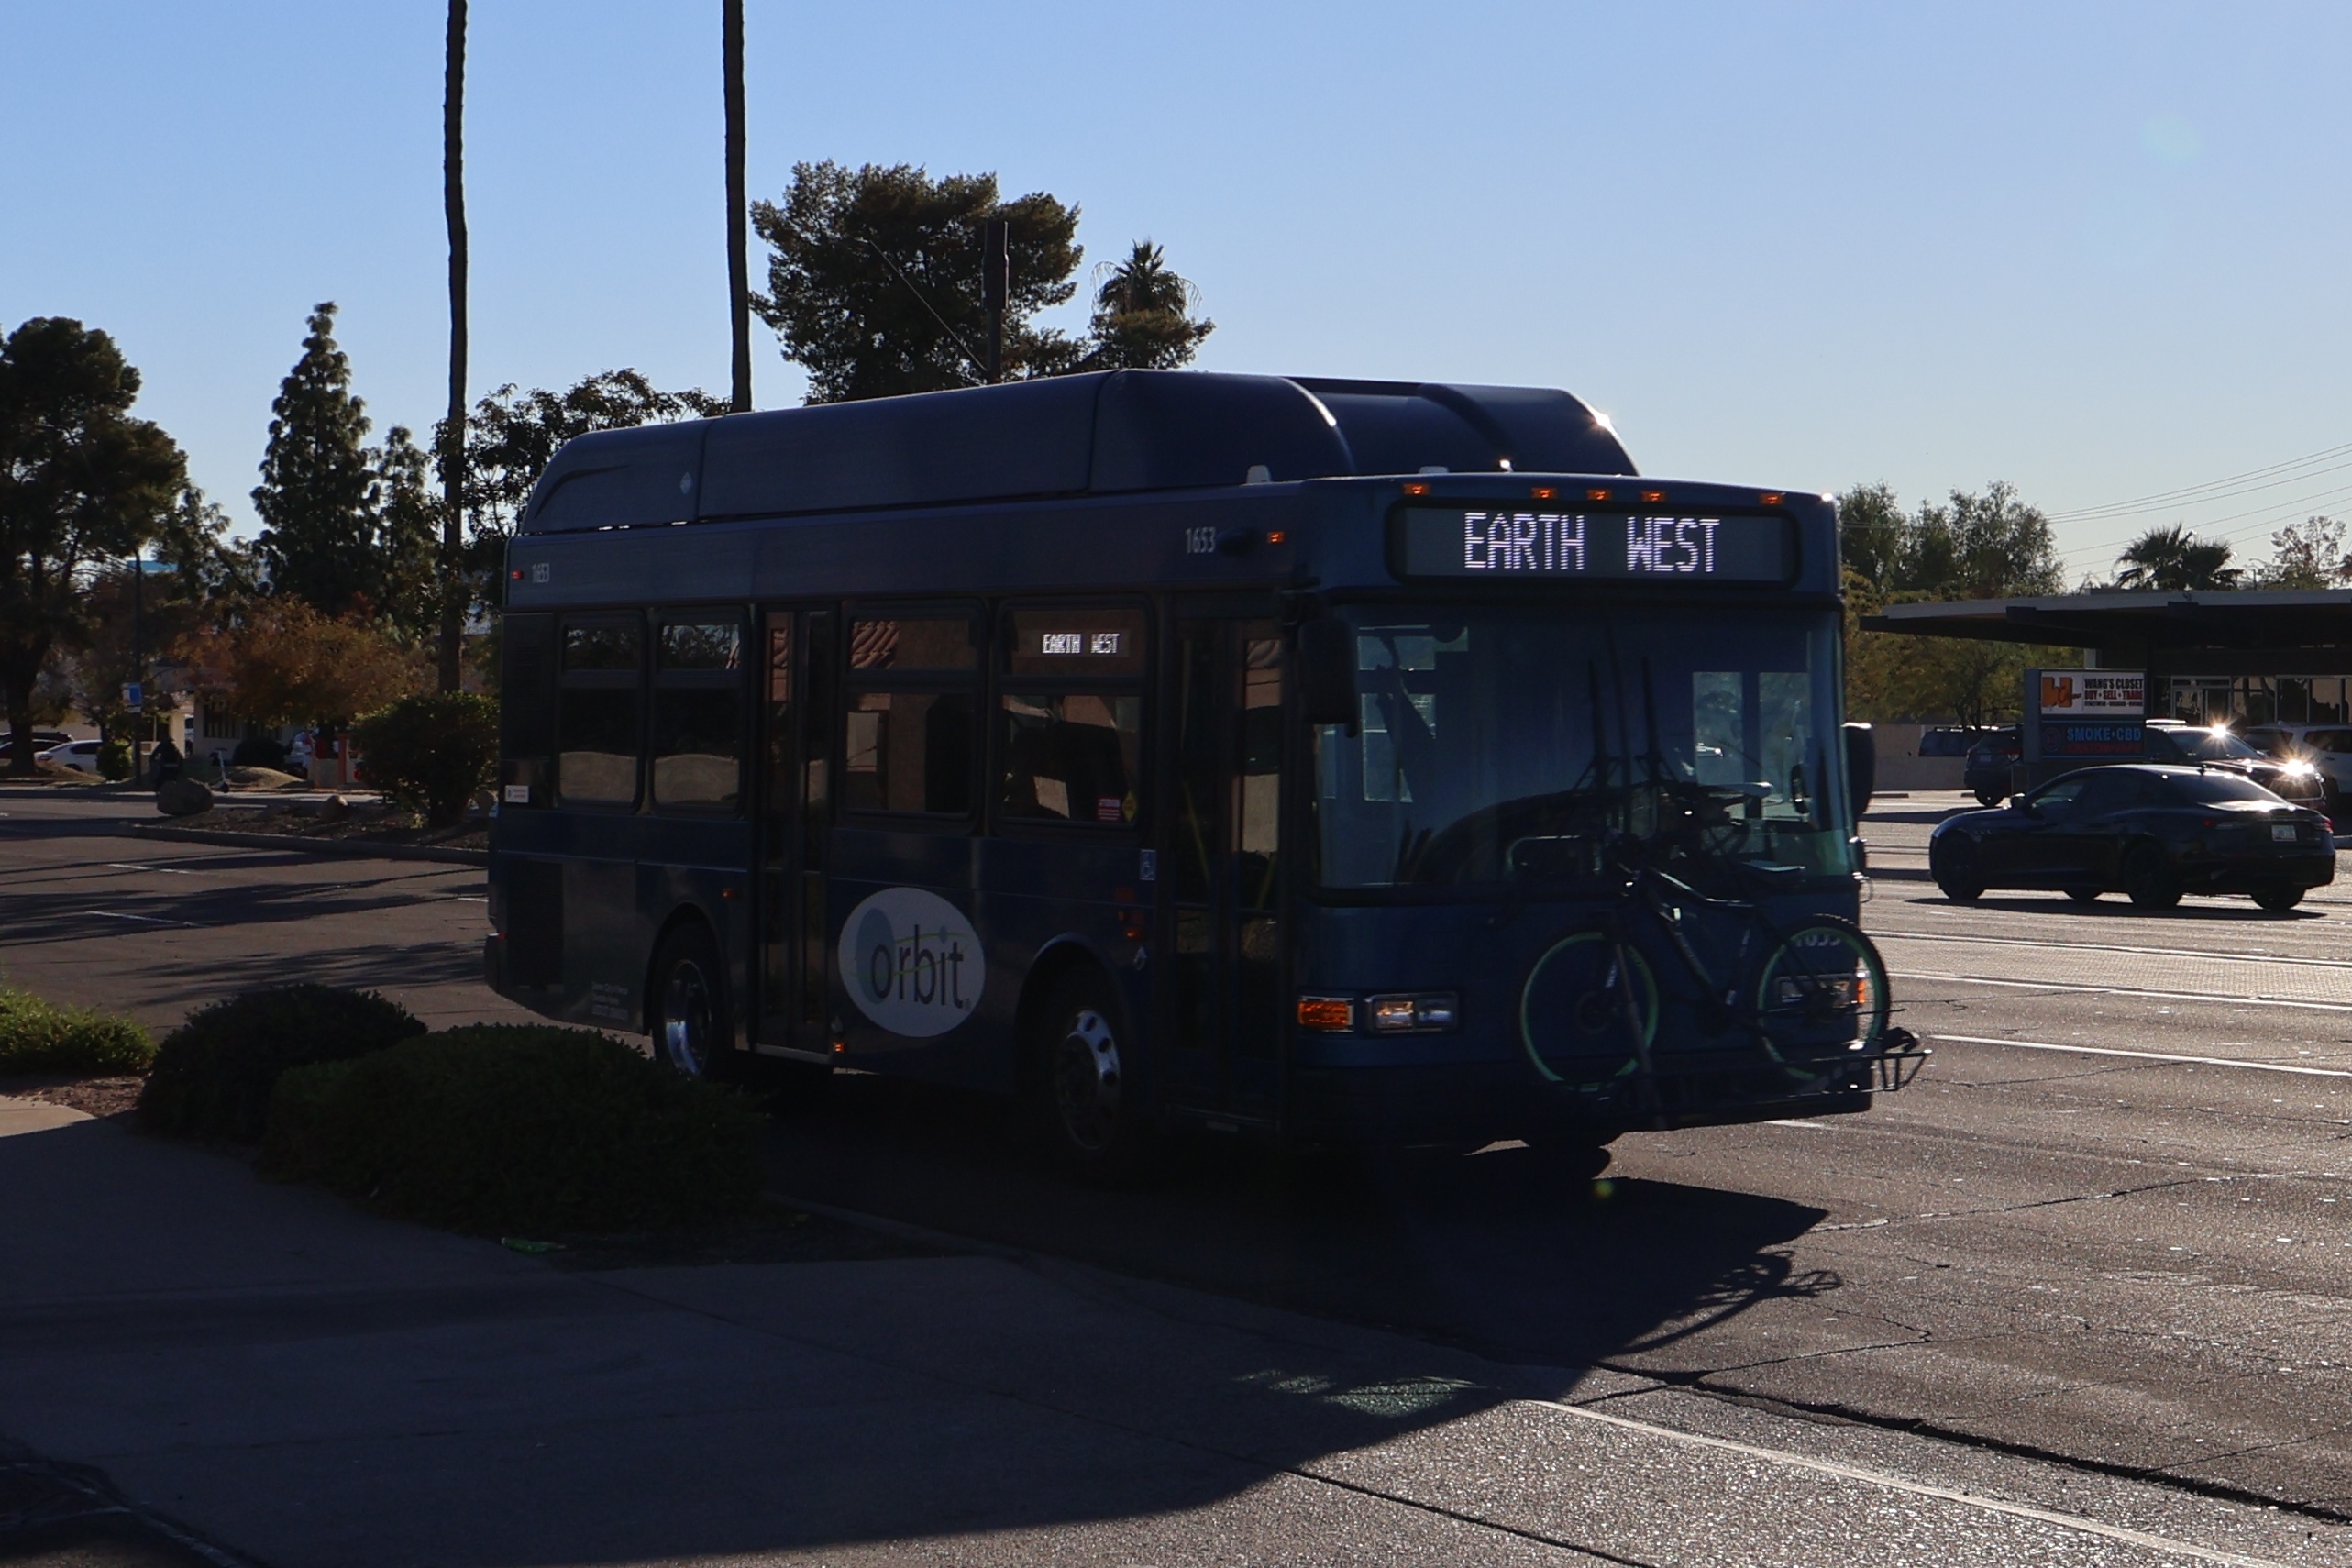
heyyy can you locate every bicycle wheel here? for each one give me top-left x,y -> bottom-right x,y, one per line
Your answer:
1752,915 -> 1891,1077
1520,931 -> 1659,1086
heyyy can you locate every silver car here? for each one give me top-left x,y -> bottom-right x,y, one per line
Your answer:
2243,723 -> 2352,809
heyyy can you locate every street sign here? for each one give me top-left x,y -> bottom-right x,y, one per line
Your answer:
123,682 -> 143,710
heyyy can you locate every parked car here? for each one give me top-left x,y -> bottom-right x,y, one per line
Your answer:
1928,763 -> 2335,911
1963,727 -> 2021,805
3,730 -> 72,756
37,739 -> 105,774
2142,720 -> 2329,811
2241,723 -> 2352,808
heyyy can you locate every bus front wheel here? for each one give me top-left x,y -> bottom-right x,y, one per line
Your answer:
651,922 -> 735,1082
1032,968 -> 1154,1181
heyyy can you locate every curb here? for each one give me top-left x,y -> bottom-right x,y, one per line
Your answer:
129,823 -> 489,867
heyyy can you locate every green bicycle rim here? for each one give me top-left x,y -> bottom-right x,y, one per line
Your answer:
1520,931 -> 1659,1085
1752,919 -> 1891,1074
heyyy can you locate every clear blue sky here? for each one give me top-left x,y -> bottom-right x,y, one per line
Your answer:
5,2 -> 2347,580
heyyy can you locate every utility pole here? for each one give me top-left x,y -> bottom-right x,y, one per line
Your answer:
129,545 -> 145,785
980,217 -> 1008,384
723,0 -> 752,413
438,0 -> 469,694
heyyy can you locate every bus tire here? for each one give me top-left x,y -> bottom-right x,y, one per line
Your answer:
1030,967 -> 1154,1181
650,921 -> 736,1082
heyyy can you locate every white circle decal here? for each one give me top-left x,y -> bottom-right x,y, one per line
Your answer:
837,887 -> 984,1037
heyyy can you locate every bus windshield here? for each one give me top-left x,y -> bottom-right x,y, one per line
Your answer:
1311,604 -> 1852,889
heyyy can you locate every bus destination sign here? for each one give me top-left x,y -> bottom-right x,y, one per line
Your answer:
1397,507 -> 1790,583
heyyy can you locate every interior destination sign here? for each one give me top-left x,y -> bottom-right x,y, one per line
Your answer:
1397,506 -> 1789,583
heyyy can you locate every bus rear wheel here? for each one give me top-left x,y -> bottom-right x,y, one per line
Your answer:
651,922 -> 735,1082
1032,968 -> 1154,1181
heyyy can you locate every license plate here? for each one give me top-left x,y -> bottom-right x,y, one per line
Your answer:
2273,823 -> 2297,842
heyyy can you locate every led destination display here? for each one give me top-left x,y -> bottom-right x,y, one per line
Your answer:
1397,506 -> 1791,583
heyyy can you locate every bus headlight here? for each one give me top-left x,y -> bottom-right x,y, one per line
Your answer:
1367,993 -> 1460,1033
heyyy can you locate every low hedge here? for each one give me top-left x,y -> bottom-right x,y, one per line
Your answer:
261,1025 -> 766,1233
138,985 -> 425,1141
0,988 -> 153,1076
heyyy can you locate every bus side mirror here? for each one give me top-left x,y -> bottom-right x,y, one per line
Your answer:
1842,722 -> 1875,818
1297,619 -> 1358,734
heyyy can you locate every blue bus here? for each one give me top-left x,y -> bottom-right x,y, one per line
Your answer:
485,370 -> 1921,1176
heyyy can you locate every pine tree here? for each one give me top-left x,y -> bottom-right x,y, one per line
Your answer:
253,303 -> 381,619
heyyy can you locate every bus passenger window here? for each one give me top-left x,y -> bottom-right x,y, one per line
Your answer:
845,690 -> 973,814
652,619 -> 743,812
999,693 -> 1141,824
557,618 -> 642,807
841,609 -> 979,820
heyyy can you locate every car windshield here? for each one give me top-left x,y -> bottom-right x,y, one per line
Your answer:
2183,729 -> 2262,760
1310,605 -> 1852,889
2165,773 -> 2286,805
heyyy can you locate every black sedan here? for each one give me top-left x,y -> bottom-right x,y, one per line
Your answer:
1929,764 -> 2335,911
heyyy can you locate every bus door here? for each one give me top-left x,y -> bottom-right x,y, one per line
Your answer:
756,605 -> 837,1055
1166,618 -> 1286,1121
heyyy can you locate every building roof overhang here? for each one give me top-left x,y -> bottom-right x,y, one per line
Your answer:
1859,590 -> 2352,650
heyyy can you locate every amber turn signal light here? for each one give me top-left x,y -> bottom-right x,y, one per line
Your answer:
1297,996 -> 1355,1032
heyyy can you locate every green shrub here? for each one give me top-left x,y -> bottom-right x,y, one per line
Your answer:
262,1024 -> 766,1233
96,738 -> 131,780
0,988 -> 153,1075
138,985 -> 425,1141
352,692 -> 499,828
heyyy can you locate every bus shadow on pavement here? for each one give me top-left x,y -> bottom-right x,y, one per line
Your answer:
761,1072 -> 1832,1381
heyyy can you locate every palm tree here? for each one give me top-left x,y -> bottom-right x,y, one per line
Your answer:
723,0 -> 751,413
1084,241 -> 1213,370
2115,524 -> 2240,591
437,0 -> 468,693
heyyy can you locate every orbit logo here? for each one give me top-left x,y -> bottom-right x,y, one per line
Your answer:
838,887 -> 983,1037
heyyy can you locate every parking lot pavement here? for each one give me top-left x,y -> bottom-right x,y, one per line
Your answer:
0,790 -> 527,1033
8,789 -> 2352,1562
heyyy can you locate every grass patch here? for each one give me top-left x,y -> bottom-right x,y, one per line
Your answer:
0,988 -> 153,1076
262,1025 -> 767,1234
138,985 -> 425,1142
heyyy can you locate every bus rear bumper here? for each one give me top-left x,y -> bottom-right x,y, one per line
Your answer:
1286,1063 -> 1873,1146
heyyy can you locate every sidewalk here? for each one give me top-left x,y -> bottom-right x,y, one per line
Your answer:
3,1102 -> 2341,1567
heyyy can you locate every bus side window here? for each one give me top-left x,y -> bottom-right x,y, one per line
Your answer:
499,613 -> 557,805
998,606 -> 1145,828
843,611 -> 978,818
652,616 -> 745,812
557,616 -> 643,808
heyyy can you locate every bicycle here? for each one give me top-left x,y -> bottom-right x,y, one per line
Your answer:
1517,818 -> 1927,1114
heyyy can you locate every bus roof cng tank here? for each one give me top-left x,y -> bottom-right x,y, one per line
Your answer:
517,370 -> 1639,534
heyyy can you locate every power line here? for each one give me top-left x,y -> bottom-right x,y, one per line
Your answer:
2046,438 -> 2352,522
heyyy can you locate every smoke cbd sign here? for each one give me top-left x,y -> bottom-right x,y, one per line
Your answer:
838,887 -> 984,1037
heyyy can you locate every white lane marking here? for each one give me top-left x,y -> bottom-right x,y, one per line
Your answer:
105,862 -> 196,876
1545,1396 -> 2299,1568
448,895 -> 488,903
1763,1119 -> 1836,1130
1934,1032 -> 2352,1078
74,910 -> 204,929
1875,926 -> 2352,974
1895,968 -> 2352,1014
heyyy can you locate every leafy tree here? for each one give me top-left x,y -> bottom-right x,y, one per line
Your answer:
436,370 -> 724,602
2252,515 -> 2349,589
0,318 -> 186,774
176,601 -> 422,733
2115,524 -> 2239,591
1081,240 -> 1214,370
1837,480 -> 2070,727
252,304 -> 437,633
1836,482 -> 1910,598
752,160 -> 1085,401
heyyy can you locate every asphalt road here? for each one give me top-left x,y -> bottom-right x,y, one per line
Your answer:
6,786 -> 2352,1563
